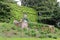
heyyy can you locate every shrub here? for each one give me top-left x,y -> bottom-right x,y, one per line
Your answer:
53,36 -> 57,39
29,29 -> 36,37
0,2 -> 12,22
0,23 -> 60,38
8,3 -> 37,23
29,22 -> 48,29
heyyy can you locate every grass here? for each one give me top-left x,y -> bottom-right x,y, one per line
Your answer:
0,23 -> 60,38
0,37 -> 59,40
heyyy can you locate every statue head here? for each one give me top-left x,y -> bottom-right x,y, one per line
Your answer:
23,12 -> 27,18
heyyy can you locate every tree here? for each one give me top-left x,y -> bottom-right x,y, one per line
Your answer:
0,2 -> 12,22
23,0 -> 59,20
0,0 -> 14,3
23,0 -> 60,27
23,0 -> 58,15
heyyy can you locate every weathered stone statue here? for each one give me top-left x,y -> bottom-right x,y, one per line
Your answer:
21,13 -> 28,29
13,13 -> 28,29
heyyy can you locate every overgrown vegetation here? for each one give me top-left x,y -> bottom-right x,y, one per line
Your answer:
9,3 -> 37,23
0,2 -> 37,23
23,0 -> 60,27
0,0 -> 60,39
0,23 -> 60,38
0,2 -> 12,22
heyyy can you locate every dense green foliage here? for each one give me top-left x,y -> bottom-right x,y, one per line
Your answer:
0,2 -> 12,22
23,0 -> 60,28
23,0 -> 60,22
0,0 -> 60,38
0,0 -> 13,2
0,2 -> 37,23
0,23 -> 60,38
9,3 -> 37,23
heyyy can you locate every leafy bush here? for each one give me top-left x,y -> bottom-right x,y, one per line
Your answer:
8,3 -> 37,23
29,29 -> 36,37
0,2 -> 37,23
0,23 -> 22,37
0,23 -> 17,30
0,2 -> 12,22
29,22 -> 48,29
0,23 -> 60,38
24,29 -> 36,37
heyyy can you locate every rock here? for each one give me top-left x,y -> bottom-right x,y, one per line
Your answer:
48,25 -> 55,33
